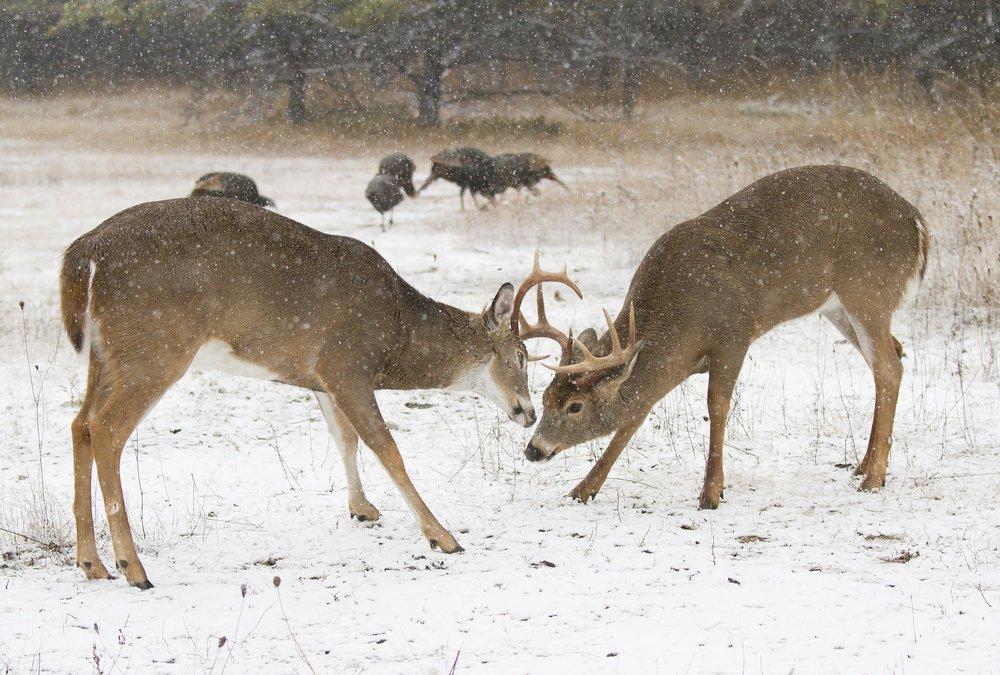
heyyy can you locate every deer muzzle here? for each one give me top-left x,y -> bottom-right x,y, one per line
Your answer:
510,401 -> 537,428
524,436 -> 560,462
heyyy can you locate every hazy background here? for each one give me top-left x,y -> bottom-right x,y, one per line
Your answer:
2,0 -> 995,131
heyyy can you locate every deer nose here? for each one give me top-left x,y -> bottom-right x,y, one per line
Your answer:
524,442 -> 549,462
511,403 -> 536,428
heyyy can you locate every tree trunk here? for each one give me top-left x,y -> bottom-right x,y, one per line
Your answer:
620,60 -> 638,120
597,58 -> 613,91
287,67 -> 307,125
415,57 -> 444,127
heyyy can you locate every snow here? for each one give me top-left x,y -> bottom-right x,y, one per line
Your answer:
1,139 -> 998,673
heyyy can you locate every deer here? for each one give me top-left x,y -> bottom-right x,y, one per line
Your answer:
518,165 -> 930,509
60,196 -> 579,588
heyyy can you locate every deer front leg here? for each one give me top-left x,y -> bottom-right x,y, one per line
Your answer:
699,347 -> 747,510
569,417 -> 646,504
318,373 -> 462,553
316,393 -> 380,523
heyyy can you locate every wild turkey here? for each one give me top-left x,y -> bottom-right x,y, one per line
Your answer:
377,153 -> 416,197
365,174 -> 406,229
190,172 -> 274,207
492,153 -> 568,197
417,147 -> 499,210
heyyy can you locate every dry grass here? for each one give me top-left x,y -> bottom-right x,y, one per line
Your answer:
1,83 -> 995,319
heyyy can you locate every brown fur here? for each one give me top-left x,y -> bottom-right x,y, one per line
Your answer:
61,198 -> 535,587
527,165 -> 930,508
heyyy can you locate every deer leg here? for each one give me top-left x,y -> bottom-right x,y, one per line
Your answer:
88,353 -> 190,589
699,347 -> 747,510
823,308 -> 903,480
72,353 -> 111,580
316,393 -> 380,522
569,416 -> 647,504
459,186 -> 466,211
90,389 -> 167,587
855,323 -> 903,492
823,308 -> 874,475
319,375 -> 462,553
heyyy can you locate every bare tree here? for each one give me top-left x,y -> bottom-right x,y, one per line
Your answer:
349,0 -> 539,126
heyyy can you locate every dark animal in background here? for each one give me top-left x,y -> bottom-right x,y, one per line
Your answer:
492,153 -> 568,197
366,174 -> 406,229
377,153 -> 416,197
418,147 -> 499,210
190,172 -> 275,207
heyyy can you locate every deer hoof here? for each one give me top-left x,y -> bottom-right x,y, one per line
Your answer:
429,533 -> 463,554
698,492 -> 721,510
568,483 -> 598,504
79,559 -> 113,581
131,579 -> 154,590
350,502 -> 381,523
858,474 -> 886,492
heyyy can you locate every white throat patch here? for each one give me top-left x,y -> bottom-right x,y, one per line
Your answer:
447,360 -> 489,394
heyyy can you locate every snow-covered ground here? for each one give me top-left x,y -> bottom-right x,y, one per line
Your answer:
1,137 -> 998,673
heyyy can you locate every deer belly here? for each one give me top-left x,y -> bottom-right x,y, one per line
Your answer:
190,339 -> 282,381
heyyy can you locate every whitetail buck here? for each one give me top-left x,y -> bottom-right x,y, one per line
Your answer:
521,165 -> 930,509
60,197 -> 578,588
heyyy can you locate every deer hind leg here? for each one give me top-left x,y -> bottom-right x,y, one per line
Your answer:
318,369 -> 461,553
72,352 -> 112,580
823,307 -> 904,480
846,314 -> 903,493
699,345 -> 748,510
315,393 -> 380,522
89,356 -> 191,588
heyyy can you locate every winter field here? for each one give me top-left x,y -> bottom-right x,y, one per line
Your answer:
0,92 -> 998,672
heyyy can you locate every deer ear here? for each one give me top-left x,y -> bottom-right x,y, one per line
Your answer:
591,341 -> 644,400
576,327 -> 601,355
483,282 -> 515,332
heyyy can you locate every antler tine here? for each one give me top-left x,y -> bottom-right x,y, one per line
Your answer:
519,285 -> 568,344
511,251 -> 583,353
543,305 -> 643,376
628,302 -> 636,347
603,309 -> 621,354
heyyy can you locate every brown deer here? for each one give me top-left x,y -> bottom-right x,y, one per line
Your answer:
60,197 -> 578,588
520,165 -> 930,509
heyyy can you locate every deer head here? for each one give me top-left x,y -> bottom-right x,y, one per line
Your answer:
466,282 -> 535,427
525,303 -> 644,462
461,253 -> 583,428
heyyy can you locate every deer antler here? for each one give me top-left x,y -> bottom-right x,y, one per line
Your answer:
543,303 -> 642,376
512,252 -> 582,354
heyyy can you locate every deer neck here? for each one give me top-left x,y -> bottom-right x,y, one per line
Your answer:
607,328 -> 703,426
382,296 -> 486,391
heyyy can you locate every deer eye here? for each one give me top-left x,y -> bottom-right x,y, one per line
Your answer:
568,402 -> 583,414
